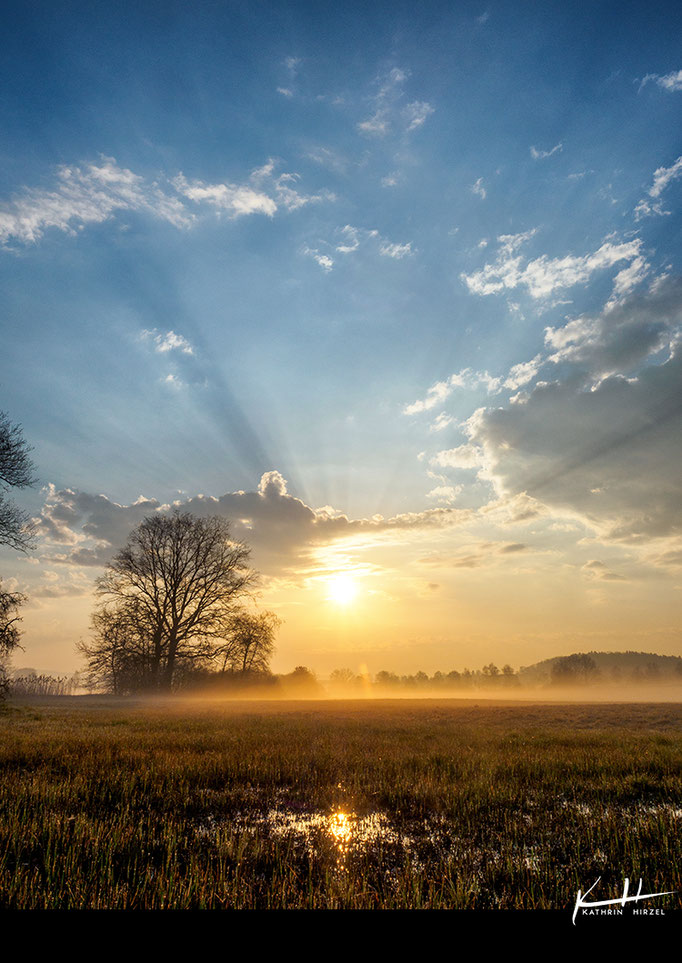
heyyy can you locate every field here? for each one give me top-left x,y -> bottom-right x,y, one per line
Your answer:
1,696 -> 681,912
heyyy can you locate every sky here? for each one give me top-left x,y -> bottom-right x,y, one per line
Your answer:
1,0 -> 681,677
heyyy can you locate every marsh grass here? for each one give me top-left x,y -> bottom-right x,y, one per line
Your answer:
1,697 -> 681,909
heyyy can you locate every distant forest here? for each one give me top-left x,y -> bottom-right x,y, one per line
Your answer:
328,651 -> 682,692
6,650 -> 682,697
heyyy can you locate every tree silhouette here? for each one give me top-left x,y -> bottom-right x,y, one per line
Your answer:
217,610 -> 280,675
85,510 -> 260,692
0,411 -> 36,681
0,410 -> 37,553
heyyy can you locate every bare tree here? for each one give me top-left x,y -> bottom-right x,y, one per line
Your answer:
217,610 -> 280,675
88,510 -> 259,691
0,411 -> 36,686
0,410 -> 37,553
0,587 -> 27,657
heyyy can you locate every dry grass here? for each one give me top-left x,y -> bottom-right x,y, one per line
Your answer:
1,696 -> 681,909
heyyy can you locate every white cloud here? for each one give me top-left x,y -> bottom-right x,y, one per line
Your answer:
634,155 -> 682,220
175,161 -> 334,219
277,87 -> 294,98
530,143 -> 563,160
429,413 -> 455,433
462,233 -> 643,300
404,379 -> 454,415
357,67 -> 432,138
331,224 -> 409,261
173,174 -> 277,217
403,369 -> 503,414
140,329 -> 194,355
609,256 -> 651,303
335,225 -> 369,253
0,155 -> 335,247
0,157 -> 192,245
471,177 -> 486,200
403,101 -> 435,131
379,241 -> 413,259
303,246 -> 334,272
503,354 -> 544,390
426,485 -> 462,505
357,112 -> 390,136
544,276 -> 681,376
430,445 -> 484,470
639,70 -> 682,92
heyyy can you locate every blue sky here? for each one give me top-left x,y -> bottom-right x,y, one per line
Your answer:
2,1 -> 682,674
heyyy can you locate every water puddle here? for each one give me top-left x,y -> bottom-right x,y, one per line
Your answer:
265,807 -> 411,863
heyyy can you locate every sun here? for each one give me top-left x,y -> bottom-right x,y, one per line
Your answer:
326,574 -> 358,606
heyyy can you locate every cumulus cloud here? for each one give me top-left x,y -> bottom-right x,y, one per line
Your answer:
0,157 -> 191,245
409,282 -> 682,545
431,444 -> 484,470
466,337 -> 682,542
543,278 -> 682,377
426,485 -> 462,504
140,329 -> 194,355
35,471 -> 473,575
462,232 -> 644,300
634,155 -> 682,220
504,354 -> 544,391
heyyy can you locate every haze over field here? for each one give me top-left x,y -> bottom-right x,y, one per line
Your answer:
1,1 -> 682,677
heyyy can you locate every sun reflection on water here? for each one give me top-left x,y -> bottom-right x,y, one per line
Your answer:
328,810 -> 353,854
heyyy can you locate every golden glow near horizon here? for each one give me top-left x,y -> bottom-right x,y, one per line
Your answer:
326,574 -> 359,606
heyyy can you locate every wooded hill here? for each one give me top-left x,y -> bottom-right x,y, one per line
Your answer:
519,651 -> 682,686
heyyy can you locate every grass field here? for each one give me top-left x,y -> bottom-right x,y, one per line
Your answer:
1,696 -> 681,911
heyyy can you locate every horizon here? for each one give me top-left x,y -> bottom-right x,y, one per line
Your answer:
1,0 -> 682,679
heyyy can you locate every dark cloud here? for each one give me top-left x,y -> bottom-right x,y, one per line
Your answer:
36,471 -> 471,574
470,349 -> 682,541
544,278 -> 682,378
465,282 -> 682,543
